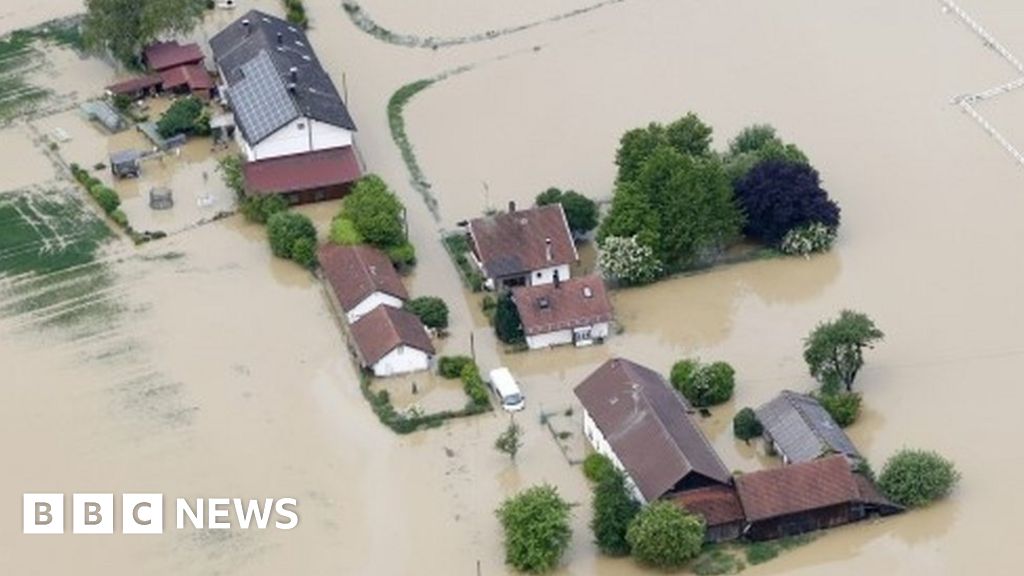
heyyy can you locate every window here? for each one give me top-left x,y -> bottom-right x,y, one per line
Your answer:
296,122 -> 305,130
535,272 -> 542,278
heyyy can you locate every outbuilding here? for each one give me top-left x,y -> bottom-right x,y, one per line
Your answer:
673,485 -> 746,543
756,390 -> 861,466
319,244 -> 408,324
349,306 -> 435,377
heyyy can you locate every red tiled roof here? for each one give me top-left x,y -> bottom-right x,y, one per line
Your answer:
145,41 -> 204,71
513,275 -> 613,335
159,64 -> 214,91
350,306 -> 435,366
734,455 -> 860,522
318,244 -> 408,312
674,485 -> 745,527
243,147 -> 361,196
106,74 -> 162,95
468,204 -> 577,278
574,358 -> 731,502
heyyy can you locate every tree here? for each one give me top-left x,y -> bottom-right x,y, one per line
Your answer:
83,0 -> 207,66
670,359 -> 735,408
878,449 -> 960,508
596,183 -> 659,250
494,293 -> 524,344
814,391 -> 862,427
734,159 -> 840,245
328,217 -> 364,245
591,470 -> 640,557
597,235 -> 662,286
664,113 -> 714,158
156,96 -> 208,138
535,188 -> 599,237
495,419 -> 524,462
614,113 -> 713,184
733,407 -> 763,442
267,211 -> 317,266
803,310 -> 884,393
241,194 -> 288,224
342,175 -> 406,248
723,124 -> 808,184
496,485 -> 573,574
406,296 -> 449,330
626,502 -> 705,570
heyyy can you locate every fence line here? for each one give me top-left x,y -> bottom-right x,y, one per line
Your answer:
958,100 -> 1024,167
940,0 -> 1024,74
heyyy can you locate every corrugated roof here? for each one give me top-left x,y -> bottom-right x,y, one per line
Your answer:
144,41 -> 204,72
574,358 -> 731,502
734,455 -> 860,522
513,275 -> 613,335
243,147 -> 361,196
350,306 -> 435,366
106,74 -> 162,95
468,204 -> 577,279
159,64 -> 214,91
210,9 -> 356,143
756,390 -> 861,464
318,244 -> 408,312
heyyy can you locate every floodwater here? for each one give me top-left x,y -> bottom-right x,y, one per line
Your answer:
3,0 -> 1024,575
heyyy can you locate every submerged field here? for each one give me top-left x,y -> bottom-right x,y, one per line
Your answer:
2,0 -> 1024,575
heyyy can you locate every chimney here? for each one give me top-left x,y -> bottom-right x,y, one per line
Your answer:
545,237 -> 552,262
277,32 -> 283,46
242,19 -> 250,36
553,269 -> 561,288
287,82 -> 297,94
289,66 -> 298,84
508,200 -> 516,213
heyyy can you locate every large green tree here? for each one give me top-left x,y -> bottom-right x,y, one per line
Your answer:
494,293 -> 524,344
723,124 -> 808,184
83,0 -> 207,66
342,175 -> 406,248
626,502 -> 705,570
535,188 -> 599,238
496,484 -> 573,574
591,470 -> 640,557
615,113 -> 713,184
803,310 -> 884,393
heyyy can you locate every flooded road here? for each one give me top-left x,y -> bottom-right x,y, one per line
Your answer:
3,0 -> 1024,574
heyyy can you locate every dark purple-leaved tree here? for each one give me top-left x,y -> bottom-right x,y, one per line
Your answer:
734,160 -> 841,245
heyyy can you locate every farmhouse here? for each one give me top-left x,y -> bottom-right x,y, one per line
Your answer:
349,306 -> 435,377
466,202 -> 577,290
756,390 -> 861,465
319,244 -> 408,324
512,274 -> 613,349
210,10 -> 360,199
574,358 -> 731,503
734,455 -> 901,541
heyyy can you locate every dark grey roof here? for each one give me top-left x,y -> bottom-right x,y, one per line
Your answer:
229,51 -> 299,143
210,9 -> 356,144
756,390 -> 861,464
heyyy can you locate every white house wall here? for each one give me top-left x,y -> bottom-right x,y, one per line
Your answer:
310,119 -> 353,150
525,322 -> 610,350
346,292 -> 404,324
370,346 -> 432,377
527,264 -> 572,286
582,410 -> 646,503
242,117 -> 354,161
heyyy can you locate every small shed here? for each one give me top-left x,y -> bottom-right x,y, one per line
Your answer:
110,150 -> 142,179
149,187 -> 174,210
80,100 -> 125,133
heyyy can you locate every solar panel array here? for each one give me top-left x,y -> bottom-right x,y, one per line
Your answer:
229,50 -> 298,143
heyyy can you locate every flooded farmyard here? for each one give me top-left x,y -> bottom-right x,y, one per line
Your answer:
2,0 -> 1023,575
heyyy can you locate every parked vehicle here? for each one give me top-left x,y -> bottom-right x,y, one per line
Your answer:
488,367 -> 525,412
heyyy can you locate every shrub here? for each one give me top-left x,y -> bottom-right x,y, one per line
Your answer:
591,470 -> 640,557
671,359 -> 735,408
814,391 -> 862,427
89,184 -> 120,214
241,194 -> 288,224
267,211 -> 317,265
535,187 -> 599,237
386,241 -> 416,267
460,363 -> 490,409
156,96 -> 206,138
496,485 -> 573,574
406,296 -> 449,330
217,154 -> 245,199
495,420 -> 524,462
598,235 -> 662,286
342,174 -> 405,247
438,355 -> 473,379
290,236 -> 317,269
626,502 -> 705,570
110,209 -> 129,227
582,453 -> 616,484
329,217 -> 364,245
878,449 -> 960,508
780,222 -> 837,256
733,407 -> 763,441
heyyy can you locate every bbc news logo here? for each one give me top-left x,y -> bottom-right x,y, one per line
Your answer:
23,494 -> 298,534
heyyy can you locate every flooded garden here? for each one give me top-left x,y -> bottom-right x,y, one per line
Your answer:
3,0 -> 1024,575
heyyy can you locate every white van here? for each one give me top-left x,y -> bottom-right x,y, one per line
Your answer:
488,367 -> 525,412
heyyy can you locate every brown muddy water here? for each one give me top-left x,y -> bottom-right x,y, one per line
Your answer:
3,0 -> 1024,575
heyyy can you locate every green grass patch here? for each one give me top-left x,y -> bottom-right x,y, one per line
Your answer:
692,545 -> 745,576
442,232 -> 484,291
387,78 -> 437,217
744,535 -> 815,566
0,17 -> 83,123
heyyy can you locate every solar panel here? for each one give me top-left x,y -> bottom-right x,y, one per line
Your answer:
229,50 -> 298,143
